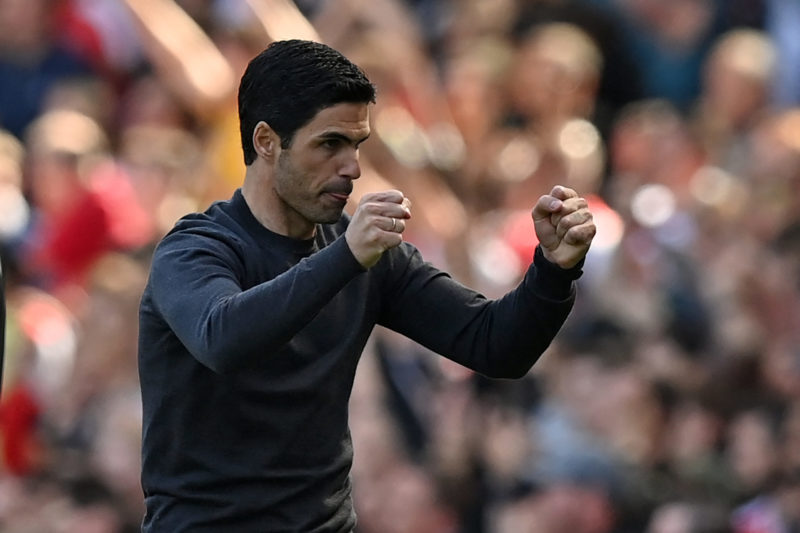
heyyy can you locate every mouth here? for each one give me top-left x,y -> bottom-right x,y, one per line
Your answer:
326,192 -> 349,202
323,189 -> 351,204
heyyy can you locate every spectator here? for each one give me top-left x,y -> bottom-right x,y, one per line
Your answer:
0,0 -> 95,138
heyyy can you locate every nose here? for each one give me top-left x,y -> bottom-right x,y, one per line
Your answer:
339,149 -> 361,180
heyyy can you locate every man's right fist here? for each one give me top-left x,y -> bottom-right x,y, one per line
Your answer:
345,190 -> 412,268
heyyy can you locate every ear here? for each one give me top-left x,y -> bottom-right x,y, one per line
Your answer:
252,121 -> 280,162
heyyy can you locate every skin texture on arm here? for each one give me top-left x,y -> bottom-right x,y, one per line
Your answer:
121,0 -> 236,118
311,0 -> 422,58
244,0 -> 319,42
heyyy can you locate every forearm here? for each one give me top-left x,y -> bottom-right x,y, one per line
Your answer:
381,245 -> 580,378
476,247 -> 579,377
122,0 -> 235,116
245,0 -> 320,43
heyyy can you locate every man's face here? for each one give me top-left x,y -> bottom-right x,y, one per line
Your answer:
273,102 -> 370,232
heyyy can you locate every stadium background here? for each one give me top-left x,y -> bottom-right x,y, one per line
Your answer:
1,0 -> 800,531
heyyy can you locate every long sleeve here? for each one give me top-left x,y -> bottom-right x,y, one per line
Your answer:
139,196 -> 368,533
378,245 -> 581,378
145,230 -> 364,374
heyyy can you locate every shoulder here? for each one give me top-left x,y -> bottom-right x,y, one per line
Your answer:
154,199 -> 248,264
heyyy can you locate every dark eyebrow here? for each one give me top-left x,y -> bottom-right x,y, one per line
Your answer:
319,131 -> 370,146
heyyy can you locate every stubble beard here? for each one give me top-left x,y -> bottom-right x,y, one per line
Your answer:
276,151 -> 343,226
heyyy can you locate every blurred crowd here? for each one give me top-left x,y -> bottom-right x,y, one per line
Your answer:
1,0 -> 800,531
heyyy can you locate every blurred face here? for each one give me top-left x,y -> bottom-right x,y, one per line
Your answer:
727,410 -> 778,490
705,62 -> 766,127
511,45 -> 577,120
272,102 -> 369,235
646,503 -> 692,533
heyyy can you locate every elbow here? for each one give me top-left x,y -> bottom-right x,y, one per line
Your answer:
200,351 -> 238,376
191,314 -> 287,376
191,340 -> 241,376
192,307 -> 246,375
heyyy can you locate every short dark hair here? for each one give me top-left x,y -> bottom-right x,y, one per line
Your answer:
238,40 -> 377,165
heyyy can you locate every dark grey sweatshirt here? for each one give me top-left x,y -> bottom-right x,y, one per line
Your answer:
138,189 -> 581,532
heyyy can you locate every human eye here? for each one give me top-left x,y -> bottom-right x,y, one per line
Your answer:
321,137 -> 343,150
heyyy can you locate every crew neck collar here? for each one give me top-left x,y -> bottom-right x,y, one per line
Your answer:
231,189 -> 319,254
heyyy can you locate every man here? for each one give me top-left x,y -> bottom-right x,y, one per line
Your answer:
138,39 -> 595,532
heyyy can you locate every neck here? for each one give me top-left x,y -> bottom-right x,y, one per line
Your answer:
241,167 -> 315,239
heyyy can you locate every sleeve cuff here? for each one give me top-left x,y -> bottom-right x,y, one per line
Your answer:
525,245 -> 583,300
332,235 -> 368,274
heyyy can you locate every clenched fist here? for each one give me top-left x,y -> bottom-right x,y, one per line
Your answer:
345,190 -> 412,268
532,185 -> 596,269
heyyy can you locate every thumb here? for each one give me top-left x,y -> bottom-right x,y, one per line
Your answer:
531,195 -> 562,250
532,195 -> 562,221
